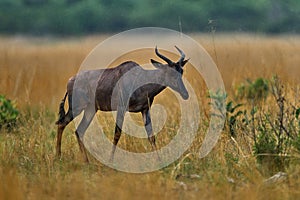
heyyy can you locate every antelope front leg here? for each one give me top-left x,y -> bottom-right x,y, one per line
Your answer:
110,106 -> 125,162
142,109 -> 161,161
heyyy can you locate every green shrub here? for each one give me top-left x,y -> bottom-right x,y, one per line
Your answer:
0,95 -> 19,131
236,77 -> 269,101
253,126 -> 283,174
293,108 -> 300,153
253,127 -> 277,160
226,101 -> 243,137
251,76 -> 296,174
209,90 -> 243,137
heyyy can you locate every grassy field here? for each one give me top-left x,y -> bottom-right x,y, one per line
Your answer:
0,34 -> 300,199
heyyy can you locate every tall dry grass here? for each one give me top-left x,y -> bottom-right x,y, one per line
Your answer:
1,34 -> 299,109
0,34 -> 300,199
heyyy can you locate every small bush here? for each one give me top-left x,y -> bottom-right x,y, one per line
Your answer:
253,126 -> 282,173
236,77 -> 269,101
226,101 -> 243,137
293,108 -> 300,153
251,76 -> 298,173
209,90 -> 244,137
0,95 -> 19,131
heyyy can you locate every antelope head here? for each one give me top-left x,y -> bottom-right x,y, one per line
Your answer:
151,46 -> 189,100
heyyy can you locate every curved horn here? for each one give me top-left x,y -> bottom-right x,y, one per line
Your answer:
155,46 -> 173,65
175,46 -> 185,65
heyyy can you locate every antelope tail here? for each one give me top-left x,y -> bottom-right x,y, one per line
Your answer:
55,92 -> 68,125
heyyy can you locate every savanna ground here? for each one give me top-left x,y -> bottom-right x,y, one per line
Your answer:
0,34 -> 300,199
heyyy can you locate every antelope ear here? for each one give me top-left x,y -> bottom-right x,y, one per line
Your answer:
151,59 -> 164,69
178,59 -> 189,68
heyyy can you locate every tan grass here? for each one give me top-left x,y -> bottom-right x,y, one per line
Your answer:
1,34 -> 299,108
0,34 -> 300,199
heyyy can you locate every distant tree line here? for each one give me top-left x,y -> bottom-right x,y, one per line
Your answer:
0,0 -> 299,35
